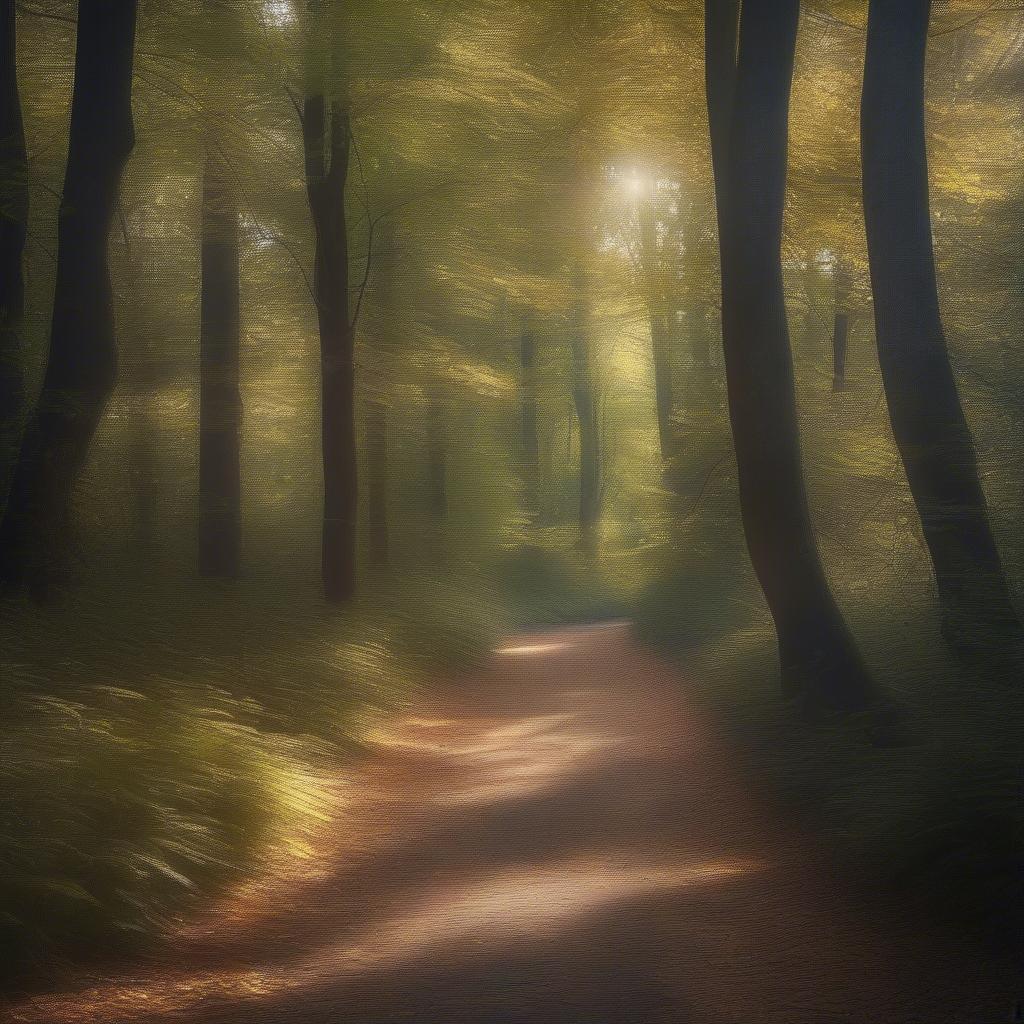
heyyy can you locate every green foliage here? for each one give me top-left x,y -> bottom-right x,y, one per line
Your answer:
0,576 -> 484,989
495,544 -> 629,626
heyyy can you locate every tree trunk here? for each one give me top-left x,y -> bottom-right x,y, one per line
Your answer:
707,0 -> 877,711
303,93 -> 356,604
0,0 -> 137,592
570,269 -> 600,558
705,0 -> 740,251
0,0 -> 27,505
638,191 -> 676,462
426,396 -> 447,521
366,399 -> 388,567
862,0 -> 1021,655
198,147 -> 241,577
831,259 -> 850,391
520,321 -> 540,511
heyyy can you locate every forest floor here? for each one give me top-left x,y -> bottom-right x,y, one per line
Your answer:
8,621 -> 1018,1024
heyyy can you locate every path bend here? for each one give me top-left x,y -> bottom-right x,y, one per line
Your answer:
9,621 -> 1016,1023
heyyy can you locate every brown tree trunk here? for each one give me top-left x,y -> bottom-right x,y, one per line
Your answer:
0,0 -> 27,505
198,147 -> 241,577
707,0 -> 877,711
303,93 -> 356,603
0,0 -> 137,592
570,269 -> 600,558
862,0 -> 1021,656
366,399 -> 389,567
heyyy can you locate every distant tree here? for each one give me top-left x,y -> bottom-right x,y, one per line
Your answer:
862,0 -> 1022,657
707,0 -> 877,710
0,0 -> 27,504
365,219 -> 396,569
518,314 -> 541,513
302,1 -> 357,603
0,0 -> 138,592
635,178 -> 679,464
570,265 -> 600,557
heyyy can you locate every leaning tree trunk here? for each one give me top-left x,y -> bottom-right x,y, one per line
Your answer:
519,320 -> 541,513
0,0 -> 27,505
198,145 -> 241,577
303,93 -> 356,604
570,269 -> 600,558
831,258 -> 851,392
0,0 -> 137,592
862,0 -> 1021,656
365,399 -> 389,567
707,0 -> 877,711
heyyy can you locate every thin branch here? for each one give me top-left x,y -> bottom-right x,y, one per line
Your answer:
349,127 -> 375,331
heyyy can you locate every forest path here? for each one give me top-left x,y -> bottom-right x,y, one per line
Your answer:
10,621 -> 1016,1024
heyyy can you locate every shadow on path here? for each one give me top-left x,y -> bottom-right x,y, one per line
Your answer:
9,622 -> 1017,1023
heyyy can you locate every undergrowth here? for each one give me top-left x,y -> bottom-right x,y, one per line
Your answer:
0,568 -> 490,991
635,570 -> 1024,951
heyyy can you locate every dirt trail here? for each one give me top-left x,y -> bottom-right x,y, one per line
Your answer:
9,622 -> 1017,1023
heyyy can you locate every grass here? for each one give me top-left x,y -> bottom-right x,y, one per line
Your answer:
493,543 -> 633,627
0,566 -> 491,991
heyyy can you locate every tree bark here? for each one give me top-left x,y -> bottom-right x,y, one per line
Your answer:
0,0 -> 137,591
0,0 -> 27,505
570,269 -> 600,558
303,92 -> 356,603
366,399 -> 388,567
707,0 -> 876,710
831,259 -> 850,391
198,147 -> 241,577
862,0 -> 1021,655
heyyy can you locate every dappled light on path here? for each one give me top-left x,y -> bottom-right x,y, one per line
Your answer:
11,623 -> 1015,1024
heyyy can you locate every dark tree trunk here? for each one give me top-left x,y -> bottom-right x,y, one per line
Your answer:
707,0 -> 876,710
862,0 -> 1021,655
0,0 -> 27,503
831,259 -> 850,391
198,148 -> 241,577
303,93 -> 356,603
705,0 -> 740,250
0,0 -> 137,591
520,322 -> 540,510
366,399 -> 388,567
426,396 -> 447,521
570,270 -> 600,557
